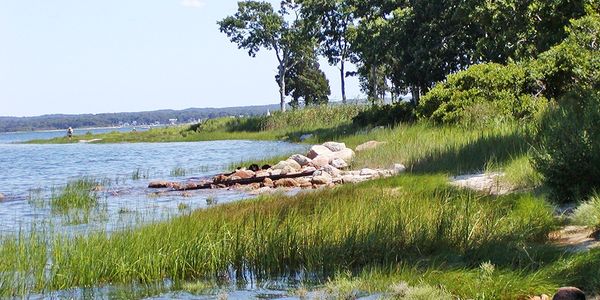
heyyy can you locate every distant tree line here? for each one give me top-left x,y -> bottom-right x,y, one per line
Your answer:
0,105 -> 280,132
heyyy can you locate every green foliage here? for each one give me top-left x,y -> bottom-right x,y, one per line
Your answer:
279,47 -> 331,108
572,193 -> 600,228
352,102 -> 415,127
531,14 -> 600,202
418,63 -> 547,126
532,91 -> 600,202
50,178 -> 99,214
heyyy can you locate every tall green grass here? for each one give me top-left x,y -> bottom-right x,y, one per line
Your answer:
50,178 -> 99,214
0,174 -> 558,297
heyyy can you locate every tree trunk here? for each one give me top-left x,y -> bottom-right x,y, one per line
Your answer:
279,64 -> 287,112
411,86 -> 421,106
340,61 -> 347,104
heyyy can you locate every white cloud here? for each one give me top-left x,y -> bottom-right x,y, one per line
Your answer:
181,0 -> 205,8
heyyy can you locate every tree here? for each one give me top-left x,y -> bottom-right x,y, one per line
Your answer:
278,47 -> 331,108
299,0 -> 356,103
218,1 -> 309,112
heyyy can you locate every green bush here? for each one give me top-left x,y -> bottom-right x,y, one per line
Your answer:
530,14 -> 600,202
352,102 -> 415,127
572,193 -> 600,228
417,63 -> 547,126
531,91 -> 600,202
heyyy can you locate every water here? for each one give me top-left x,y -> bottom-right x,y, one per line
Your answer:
0,131 -> 307,235
0,126 -> 151,144
0,130 -> 362,299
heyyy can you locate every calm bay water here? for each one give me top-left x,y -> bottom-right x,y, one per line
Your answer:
0,131 -> 307,235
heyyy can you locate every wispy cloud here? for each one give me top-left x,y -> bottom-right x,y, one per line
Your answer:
181,0 -> 205,8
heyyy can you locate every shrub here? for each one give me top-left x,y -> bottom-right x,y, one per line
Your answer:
352,102 -> 415,127
572,193 -> 600,228
417,63 -> 547,126
531,91 -> 600,202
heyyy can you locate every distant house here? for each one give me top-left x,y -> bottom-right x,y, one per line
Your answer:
168,118 -> 178,125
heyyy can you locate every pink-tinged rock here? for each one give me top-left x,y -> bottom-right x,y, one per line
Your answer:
275,178 -> 300,188
311,175 -> 332,185
229,175 -> 242,181
302,166 -> 317,173
329,148 -> 354,161
322,142 -> 347,152
270,169 -> 282,176
255,170 -> 270,177
312,155 -> 331,168
213,174 -> 229,183
360,168 -> 378,176
262,178 -> 274,188
307,145 -> 333,159
148,181 -> 170,188
289,154 -> 312,166
233,169 -> 255,179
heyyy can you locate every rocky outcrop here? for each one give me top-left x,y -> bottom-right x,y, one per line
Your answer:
149,141 -> 407,194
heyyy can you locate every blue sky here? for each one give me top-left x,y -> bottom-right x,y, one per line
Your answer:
0,0 -> 361,117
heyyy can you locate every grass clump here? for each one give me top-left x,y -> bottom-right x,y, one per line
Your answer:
50,178 -> 99,214
572,193 -> 600,228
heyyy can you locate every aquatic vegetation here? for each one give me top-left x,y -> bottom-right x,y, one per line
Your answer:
170,167 -> 187,177
50,178 -> 100,214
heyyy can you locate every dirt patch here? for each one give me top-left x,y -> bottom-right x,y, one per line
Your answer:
549,225 -> 600,252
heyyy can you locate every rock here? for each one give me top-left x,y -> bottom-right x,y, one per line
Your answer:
321,165 -> 342,177
233,169 -> 255,179
552,287 -> 585,300
275,178 -> 300,188
250,187 -> 275,195
228,175 -> 242,181
285,159 -> 302,171
245,182 -> 261,190
307,145 -> 333,159
355,141 -> 387,152
184,182 -> 198,190
312,155 -> 331,168
392,163 -> 407,174
299,133 -> 314,141
255,170 -> 270,177
342,175 -> 371,184
280,165 -> 297,175
270,169 -> 282,176
322,141 -> 347,152
302,166 -> 317,173
213,174 -> 229,183
148,181 -> 170,188
530,295 -> 550,300
330,158 -> 349,169
360,168 -> 378,176
289,154 -> 312,167
262,178 -> 274,188
295,177 -> 313,188
311,175 -> 332,185
329,148 -> 354,161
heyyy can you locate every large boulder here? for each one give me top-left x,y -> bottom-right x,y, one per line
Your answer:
289,154 -> 312,166
329,148 -> 355,162
312,175 -> 332,185
262,178 -> 274,188
330,158 -> 349,169
553,287 -> 585,300
307,145 -> 333,159
360,168 -> 378,176
312,155 -> 331,168
355,141 -> 387,152
255,170 -> 270,177
322,142 -> 347,152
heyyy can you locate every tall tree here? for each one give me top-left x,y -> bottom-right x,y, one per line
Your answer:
299,0 -> 356,103
218,1 -> 308,112
278,47 -> 331,108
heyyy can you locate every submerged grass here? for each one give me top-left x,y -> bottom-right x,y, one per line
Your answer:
50,178 -> 99,214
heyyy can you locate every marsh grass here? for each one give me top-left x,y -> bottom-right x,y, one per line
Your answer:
170,167 -> 187,177
50,178 -> 99,214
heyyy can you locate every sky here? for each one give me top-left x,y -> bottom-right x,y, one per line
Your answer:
0,0 -> 362,117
